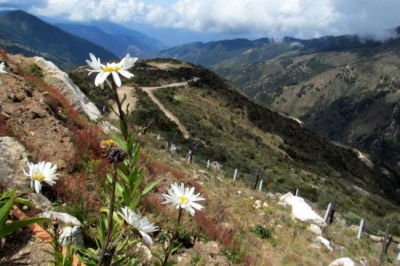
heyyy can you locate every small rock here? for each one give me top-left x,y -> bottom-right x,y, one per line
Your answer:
135,243 -> 152,263
59,226 -> 84,246
308,224 -> 322,236
254,200 -> 262,209
329,257 -> 355,266
313,236 -> 332,251
369,235 -> 383,243
266,192 -> 277,200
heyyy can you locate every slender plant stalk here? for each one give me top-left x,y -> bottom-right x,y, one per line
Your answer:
98,79 -> 127,266
111,80 -> 129,140
97,165 -> 118,266
162,207 -> 183,266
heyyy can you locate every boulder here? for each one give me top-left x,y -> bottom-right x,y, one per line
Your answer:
279,192 -> 326,227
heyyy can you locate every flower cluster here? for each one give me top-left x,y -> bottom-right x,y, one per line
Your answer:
23,161 -> 59,193
119,206 -> 158,246
86,53 -> 138,88
162,182 -> 205,216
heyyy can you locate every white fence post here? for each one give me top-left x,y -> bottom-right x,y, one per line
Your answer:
233,168 -> 238,180
357,219 -> 364,239
259,180 -> 263,191
207,159 -> 210,168
324,203 -> 331,222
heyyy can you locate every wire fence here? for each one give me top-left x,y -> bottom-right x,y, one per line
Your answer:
154,132 -> 400,262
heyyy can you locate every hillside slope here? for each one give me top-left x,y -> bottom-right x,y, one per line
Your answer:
1,51 -> 399,265
0,10 -> 117,70
70,58 -> 400,232
148,33 -> 400,178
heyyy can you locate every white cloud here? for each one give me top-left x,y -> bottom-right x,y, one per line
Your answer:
2,0 -> 400,40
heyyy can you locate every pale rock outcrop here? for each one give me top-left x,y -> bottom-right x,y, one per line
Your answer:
33,57 -> 101,121
279,192 -> 327,227
39,210 -> 82,226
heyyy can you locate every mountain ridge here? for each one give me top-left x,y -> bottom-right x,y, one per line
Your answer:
54,21 -> 168,57
0,10 -> 118,70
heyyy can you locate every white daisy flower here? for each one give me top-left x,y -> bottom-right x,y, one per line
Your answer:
86,53 -> 138,87
23,161 -> 59,193
0,62 -> 6,73
162,182 -> 205,216
119,206 -> 158,246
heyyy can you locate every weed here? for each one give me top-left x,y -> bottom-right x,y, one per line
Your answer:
251,224 -> 274,240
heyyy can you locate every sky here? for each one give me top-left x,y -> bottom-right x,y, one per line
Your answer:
0,0 -> 399,46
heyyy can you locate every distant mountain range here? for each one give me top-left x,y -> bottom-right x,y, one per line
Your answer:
0,10 -> 117,70
54,21 -> 167,58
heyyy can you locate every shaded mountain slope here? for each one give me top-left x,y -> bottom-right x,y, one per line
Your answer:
0,10 -> 117,70
54,22 -> 167,57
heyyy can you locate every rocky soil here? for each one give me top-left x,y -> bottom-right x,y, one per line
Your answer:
0,54 -> 76,264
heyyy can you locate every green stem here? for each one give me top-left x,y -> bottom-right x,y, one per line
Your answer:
97,157 -> 118,266
111,79 -> 128,140
162,207 -> 183,266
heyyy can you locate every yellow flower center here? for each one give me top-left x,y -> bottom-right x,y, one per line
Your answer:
179,196 -> 188,205
103,65 -> 121,72
33,172 -> 45,181
100,139 -> 118,149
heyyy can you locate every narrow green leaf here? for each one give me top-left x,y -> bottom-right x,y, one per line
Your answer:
109,133 -> 127,151
13,197 -> 32,206
0,217 -> 50,238
0,199 -> 13,226
116,168 -> 129,183
141,179 -> 160,196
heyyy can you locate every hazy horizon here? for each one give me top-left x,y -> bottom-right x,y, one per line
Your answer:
1,0 -> 400,46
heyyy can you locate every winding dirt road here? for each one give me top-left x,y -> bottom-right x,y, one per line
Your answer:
108,82 -> 190,139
